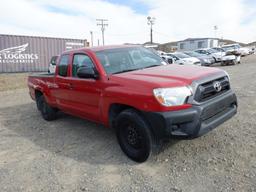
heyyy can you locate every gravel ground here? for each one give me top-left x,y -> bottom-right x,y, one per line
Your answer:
0,55 -> 255,192
0,73 -> 29,91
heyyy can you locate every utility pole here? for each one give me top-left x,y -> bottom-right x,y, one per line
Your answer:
96,19 -> 108,45
90,31 -> 93,47
147,16 -> 155,44
214,25 -> 218,38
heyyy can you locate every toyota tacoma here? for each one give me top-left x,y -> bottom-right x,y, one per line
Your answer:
28,45 -> 237,162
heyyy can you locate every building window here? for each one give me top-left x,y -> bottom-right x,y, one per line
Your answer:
198,41 -> 204,48
210,40 -> 214,47
58,55 -> 69,77
180,43 -> 185,50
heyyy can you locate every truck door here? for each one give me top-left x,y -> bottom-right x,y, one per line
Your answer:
53,54 -> 75,111
63,53 -> 101,122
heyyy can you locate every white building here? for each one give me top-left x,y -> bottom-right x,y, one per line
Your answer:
177,38 -> 219,51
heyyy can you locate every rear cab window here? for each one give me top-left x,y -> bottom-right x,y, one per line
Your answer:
58,55 -> 69,77
50,56 -> 58,66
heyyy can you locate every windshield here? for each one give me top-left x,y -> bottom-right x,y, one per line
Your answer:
95,47 -> 165,74
207,49 -> 218,53
222,44 -> 240,51
172,53 -> 190,59
213,48 -> 224,52
222,46 -> 234,51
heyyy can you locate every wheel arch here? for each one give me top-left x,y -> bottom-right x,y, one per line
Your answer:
108,103 -> 137,129
108,103 -> 159,141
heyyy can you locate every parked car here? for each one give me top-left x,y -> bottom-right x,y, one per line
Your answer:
164,52 -> 201,66
48,56 -> 58,73
183,51 -> 215,66
239,47 -> 250,56
222,44 -> 250,56
161,55 -> 174,64
28,45 -> 237,162
221,44 -> 246,56
212,47 -> 240,65
195,48 -> 223,62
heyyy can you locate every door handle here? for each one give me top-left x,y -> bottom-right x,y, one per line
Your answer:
68,83 -> 74,90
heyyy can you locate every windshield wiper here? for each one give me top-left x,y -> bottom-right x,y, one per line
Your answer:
112,65 -> 161,74
143,64 -> 161,69
112,68 -> 139,74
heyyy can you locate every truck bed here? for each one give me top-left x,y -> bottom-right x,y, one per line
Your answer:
28,73 -> 54,78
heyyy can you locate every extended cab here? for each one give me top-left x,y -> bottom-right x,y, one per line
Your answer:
28,45 -> 237,162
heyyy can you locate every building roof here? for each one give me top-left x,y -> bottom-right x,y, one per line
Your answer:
0,34 -> 87,41
177,38 -> 219,43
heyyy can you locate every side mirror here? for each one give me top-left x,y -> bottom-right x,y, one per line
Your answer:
167,58 -> 173,64
77,66 -> 99,79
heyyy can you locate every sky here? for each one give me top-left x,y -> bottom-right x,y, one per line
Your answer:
0,0 -> 255,45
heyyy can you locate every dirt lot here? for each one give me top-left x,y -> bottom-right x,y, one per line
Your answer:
0,55 -> 255,192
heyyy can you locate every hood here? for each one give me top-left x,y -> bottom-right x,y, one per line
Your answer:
109,64 -> 224,88
197,55 -> 212,60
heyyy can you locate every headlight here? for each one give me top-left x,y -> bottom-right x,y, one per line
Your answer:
153,86 -> 192,107
224,71 -> 230,80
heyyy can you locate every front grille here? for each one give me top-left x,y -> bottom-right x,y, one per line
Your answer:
194,61 -> 201,65
194,76 -> 230,102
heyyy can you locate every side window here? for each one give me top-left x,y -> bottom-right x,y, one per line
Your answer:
72,54 -> 94,77
180,43 -> 184,50
198,41 -> 204,48
58,55 -> 69,77
50,56 -> 57,66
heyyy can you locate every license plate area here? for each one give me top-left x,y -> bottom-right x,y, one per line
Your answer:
201,96 -> 231,121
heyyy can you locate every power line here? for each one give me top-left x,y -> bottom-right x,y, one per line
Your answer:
96,19 -> 108,45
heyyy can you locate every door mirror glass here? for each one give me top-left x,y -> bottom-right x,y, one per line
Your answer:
77,66 -> 99,79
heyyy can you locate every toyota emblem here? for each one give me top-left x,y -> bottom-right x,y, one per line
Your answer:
213,81 -> 222,92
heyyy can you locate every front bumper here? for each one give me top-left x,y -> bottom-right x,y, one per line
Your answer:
143,91 -> 237,140
222,55 -> 236,61
215,57 -> 222,62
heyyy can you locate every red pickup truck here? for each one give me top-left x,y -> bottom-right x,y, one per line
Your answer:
28,45 -> 237,162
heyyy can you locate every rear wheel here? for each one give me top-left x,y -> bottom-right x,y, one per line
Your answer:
37,95 -> 57,121
232,60 -> 237,65
115,109 -> 157,162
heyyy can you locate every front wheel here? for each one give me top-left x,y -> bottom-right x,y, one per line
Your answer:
115,109 -> 157,162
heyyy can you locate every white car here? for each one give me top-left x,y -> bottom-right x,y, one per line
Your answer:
212,47 -> 241,65
48,56 -> 58,74
239,47 -> 250,56
164,52 -> 201,66
221,44 -> 250,56
195,48 -> 224,62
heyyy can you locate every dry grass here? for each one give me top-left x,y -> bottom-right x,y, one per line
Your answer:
0,73 -> 29,92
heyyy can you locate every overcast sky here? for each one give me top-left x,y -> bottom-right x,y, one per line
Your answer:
0,0 -> 255,45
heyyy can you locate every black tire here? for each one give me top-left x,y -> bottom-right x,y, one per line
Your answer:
115,109 -> 156,162
232,60 -> 237,65
37,95 -> 57,121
